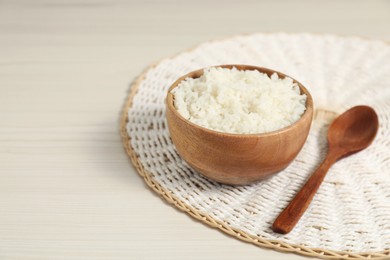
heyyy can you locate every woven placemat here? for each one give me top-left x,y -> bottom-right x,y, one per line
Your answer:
121,33 -> 390,259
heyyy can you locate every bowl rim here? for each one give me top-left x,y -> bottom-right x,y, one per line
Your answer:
166,64 -> 314,138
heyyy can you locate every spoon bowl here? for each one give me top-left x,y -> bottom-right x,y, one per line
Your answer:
328,106 -> 379,156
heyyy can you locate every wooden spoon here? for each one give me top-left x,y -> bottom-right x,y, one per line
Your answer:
272,105 -> 379,234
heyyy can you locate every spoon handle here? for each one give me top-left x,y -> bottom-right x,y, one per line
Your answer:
272,153 -> 337,234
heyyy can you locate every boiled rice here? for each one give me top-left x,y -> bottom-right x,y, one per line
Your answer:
171,67 -> 307,134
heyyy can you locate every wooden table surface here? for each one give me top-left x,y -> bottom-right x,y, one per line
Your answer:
1,0 -> 389,259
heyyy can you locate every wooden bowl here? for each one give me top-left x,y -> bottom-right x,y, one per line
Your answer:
166,65 -> 313,185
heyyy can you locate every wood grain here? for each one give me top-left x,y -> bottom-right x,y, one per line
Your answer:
0,0 -> 389,259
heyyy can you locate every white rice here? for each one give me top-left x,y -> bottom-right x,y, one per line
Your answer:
171,67 -> 307,134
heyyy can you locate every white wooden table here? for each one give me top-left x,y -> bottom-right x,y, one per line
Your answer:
1,1 -> 389,259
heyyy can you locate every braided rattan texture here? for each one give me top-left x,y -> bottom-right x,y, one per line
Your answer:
121,33 -> 390,259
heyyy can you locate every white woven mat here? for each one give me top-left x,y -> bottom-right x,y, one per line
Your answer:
125,33 -> 390,256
